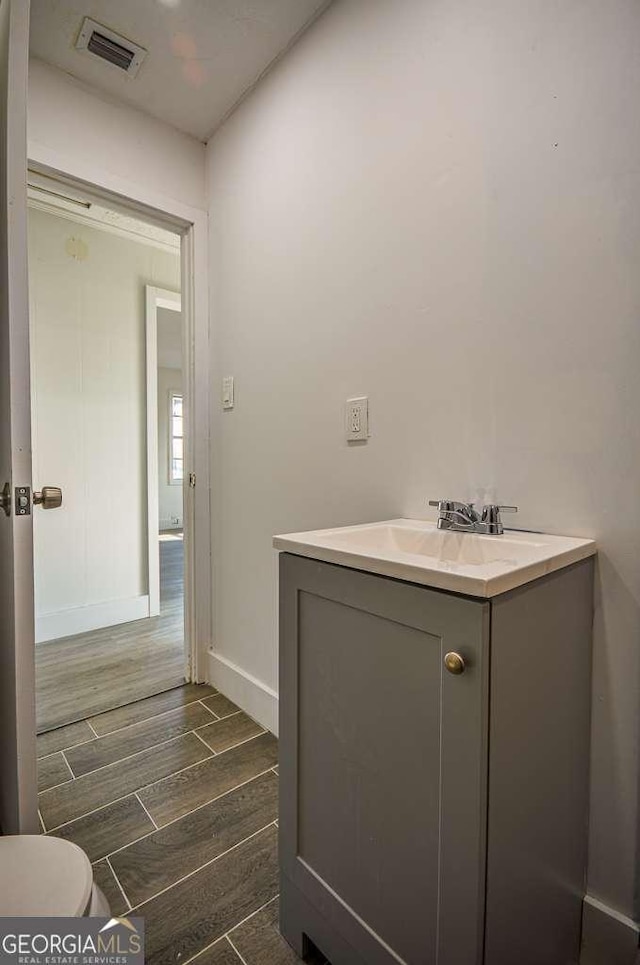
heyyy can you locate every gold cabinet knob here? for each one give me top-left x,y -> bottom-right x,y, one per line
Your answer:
444,651 -> 465,675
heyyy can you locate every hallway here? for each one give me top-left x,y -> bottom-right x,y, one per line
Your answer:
36,535 -> 185,732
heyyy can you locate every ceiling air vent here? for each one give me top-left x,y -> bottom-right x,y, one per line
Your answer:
75,18 -> 147,77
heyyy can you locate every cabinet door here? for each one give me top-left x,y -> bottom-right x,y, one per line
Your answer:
279,554 -> 490,965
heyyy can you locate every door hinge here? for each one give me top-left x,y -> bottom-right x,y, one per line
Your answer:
189,472 -> 196,488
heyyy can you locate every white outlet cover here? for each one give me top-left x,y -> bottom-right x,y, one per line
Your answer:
346,397 -> 369,441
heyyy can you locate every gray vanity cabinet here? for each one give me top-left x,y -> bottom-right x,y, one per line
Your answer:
278,552 -> 593,965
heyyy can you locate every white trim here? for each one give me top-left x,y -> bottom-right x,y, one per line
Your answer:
26,195 -> 179,254
145,285 -> 181,618
580,895 -> 640,965
182,217 -> 210,683
26,171 -> 180,254
208,649 -> 278,736
146,286 -> 159,616
2,0 -> 39,834
169,389 -> 184,485
36,595 -> 150,643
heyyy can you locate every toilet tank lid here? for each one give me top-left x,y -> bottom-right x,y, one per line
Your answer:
0,835 -> 93,917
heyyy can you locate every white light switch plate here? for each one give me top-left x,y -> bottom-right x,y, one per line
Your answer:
222,376 -> 234,409
346,396 -> 369,441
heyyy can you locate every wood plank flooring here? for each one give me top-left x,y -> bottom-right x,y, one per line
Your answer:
37,684 -> 328,965
36,535 -> 186,732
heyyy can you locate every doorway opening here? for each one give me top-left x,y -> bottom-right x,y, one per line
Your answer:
28,173 -> 193,732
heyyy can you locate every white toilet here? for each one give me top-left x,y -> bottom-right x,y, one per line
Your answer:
0,836 -> 110,917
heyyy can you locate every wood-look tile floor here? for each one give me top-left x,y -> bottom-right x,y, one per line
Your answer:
38,683 -> 329,965
36,535 -> 186,733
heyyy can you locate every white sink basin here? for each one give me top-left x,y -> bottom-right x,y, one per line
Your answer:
273,518 -> 596,597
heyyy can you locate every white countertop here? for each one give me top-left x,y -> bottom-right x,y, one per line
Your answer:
273,518 -> 596,598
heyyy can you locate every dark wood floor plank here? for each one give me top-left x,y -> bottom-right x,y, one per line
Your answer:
111,771 -> 277,906
38,752 -> 73,792
89,683 -> 217,737
92,859 -> 129,916
196,713 -> 264,754
37,720 -> 95,758
202,694 -> 241,720
139,826 -> 279,965
228,897 -> 328,965
188,938 -> 242,965
66,702 -> 215,776
138,733 -> 278,827
229,897 -> 324,965
33,686 -> 289,962
36,540 -> 187,732
39,733 -> 210,830
49,795 -> 155,862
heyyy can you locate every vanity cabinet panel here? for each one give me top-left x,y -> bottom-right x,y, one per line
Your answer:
484,559 -> 593,965
278,553 -> 594,965
279,553 -> 490,965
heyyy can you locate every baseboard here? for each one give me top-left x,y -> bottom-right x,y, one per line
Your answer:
581,894 -> 639,965
208,649 -> 278,735
160,518 -> 182,530
36,595 -> 150,643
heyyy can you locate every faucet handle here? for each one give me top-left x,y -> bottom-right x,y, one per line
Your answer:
480,504 -> 518,535
428,499 -> 454,510
481,504 -> 518,523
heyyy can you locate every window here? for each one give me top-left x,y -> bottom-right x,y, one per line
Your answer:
169,392 -> 184,484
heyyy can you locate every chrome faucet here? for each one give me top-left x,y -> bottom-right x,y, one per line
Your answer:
428,499 -> 518,536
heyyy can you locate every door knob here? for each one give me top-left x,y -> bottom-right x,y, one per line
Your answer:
34,486 -> 62,510
444,651 -> 465,675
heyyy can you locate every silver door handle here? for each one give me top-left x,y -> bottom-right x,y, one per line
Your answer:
34,486 -> 63,510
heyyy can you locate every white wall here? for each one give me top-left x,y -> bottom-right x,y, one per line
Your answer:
206,0 -> 640,937
29,206 -> 180,640
28,59 -> 206,213
158,366 -> 183,530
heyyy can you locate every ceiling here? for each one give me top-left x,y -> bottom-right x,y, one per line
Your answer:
29,0 -> 331,142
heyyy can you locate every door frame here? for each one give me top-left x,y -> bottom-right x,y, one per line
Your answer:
146,285 -> 182,618
0,0 -> 38,833
26,152 -> 211,685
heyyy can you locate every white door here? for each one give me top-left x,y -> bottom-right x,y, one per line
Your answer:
0,0 -> 38,833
